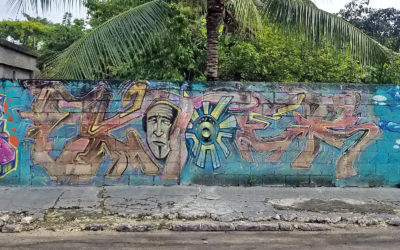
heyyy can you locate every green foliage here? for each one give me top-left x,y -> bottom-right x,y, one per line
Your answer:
0,19 -> 50,49
22,13 -> 51,25
38,13 -> 85,70
262,0 -> 388,66
218,26 -> 364,83
339,0 -> 400,84
45,0 -> 170,79
382,59 -> 400,83
362,59 -> 400,84
339,0 -> 400,52
7,0 -> 392,81
104,3 -> 207,81
3,0 -> 399,83
0,13 -> 85,72
85,0 -> 147,28
82,0 -> 368,82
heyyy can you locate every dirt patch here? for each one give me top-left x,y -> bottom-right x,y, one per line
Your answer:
271,199 -> 397,214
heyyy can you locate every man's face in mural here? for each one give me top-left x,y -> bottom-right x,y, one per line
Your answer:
145,103 -> 175,159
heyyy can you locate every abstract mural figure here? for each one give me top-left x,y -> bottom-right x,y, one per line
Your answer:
290,91 -> 380,179
0,95 -> 16,177
20,81 -> 161,184
186,96 -> 237,169
236,92 -> 307,163
234,90 -> 379,179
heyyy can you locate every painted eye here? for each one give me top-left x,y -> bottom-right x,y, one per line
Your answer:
148,117 -> 157,123
162,120 -> 171,125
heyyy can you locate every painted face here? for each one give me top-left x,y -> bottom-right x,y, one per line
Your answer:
146,103 -> 174,159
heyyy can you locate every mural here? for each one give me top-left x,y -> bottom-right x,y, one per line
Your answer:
0,79 -> 399,186
0,94 -> 17,177
186,96 -> 237,169
375,87 -> 400,134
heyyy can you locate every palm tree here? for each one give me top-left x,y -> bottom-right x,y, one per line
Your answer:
8,0 -> 390,81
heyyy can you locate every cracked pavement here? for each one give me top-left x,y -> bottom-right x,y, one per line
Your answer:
0,186 -> 400,232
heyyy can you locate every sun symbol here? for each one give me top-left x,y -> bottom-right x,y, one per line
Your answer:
185,96 -> 237,169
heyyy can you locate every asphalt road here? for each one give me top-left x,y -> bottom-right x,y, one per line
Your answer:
0,229 -> 399,250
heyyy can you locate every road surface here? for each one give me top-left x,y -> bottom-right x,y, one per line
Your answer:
0,229 -> 399,249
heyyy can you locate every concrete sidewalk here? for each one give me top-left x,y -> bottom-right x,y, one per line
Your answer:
0,186 -> 400,232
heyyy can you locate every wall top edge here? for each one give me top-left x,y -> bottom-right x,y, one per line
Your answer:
1,78 -> 399,89
0,40 -> 37,58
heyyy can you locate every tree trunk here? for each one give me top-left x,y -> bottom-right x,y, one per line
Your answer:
206,0 -> 224,81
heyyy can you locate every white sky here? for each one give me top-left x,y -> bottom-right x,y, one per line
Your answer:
0,0 -> 400,23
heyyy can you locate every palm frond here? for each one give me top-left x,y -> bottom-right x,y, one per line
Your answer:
296,0 -> 317,8
255,0 -> 318,8
262,0 -> 389,65
44,0 -> 170,79
6,0 -> 85,14
227,0 -> 262,32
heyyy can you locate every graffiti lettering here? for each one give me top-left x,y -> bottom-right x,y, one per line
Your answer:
235,92 -> 307,163
0,79 -> 394,186
234,91 -> 379,179
20,81 -> 160,184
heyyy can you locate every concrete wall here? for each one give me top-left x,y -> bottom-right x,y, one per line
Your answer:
0,64 -> 33,79
0,79 -> 399,187
0,41 -> 39,79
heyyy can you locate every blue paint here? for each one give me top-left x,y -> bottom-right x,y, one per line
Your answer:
0,80 -> 399,186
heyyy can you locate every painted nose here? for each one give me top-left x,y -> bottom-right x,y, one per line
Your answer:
154,118 -> 163,137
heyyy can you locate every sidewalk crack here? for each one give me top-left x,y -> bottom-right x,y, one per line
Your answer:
51,191 -> 65,209
97,187 -> 109,215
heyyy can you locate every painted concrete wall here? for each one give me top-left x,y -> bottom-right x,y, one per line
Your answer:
0,79 -> 399,187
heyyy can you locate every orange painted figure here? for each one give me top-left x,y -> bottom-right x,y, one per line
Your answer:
234,90 -> 379,179
20,81 -> 161,184
290,91 -> 380,179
